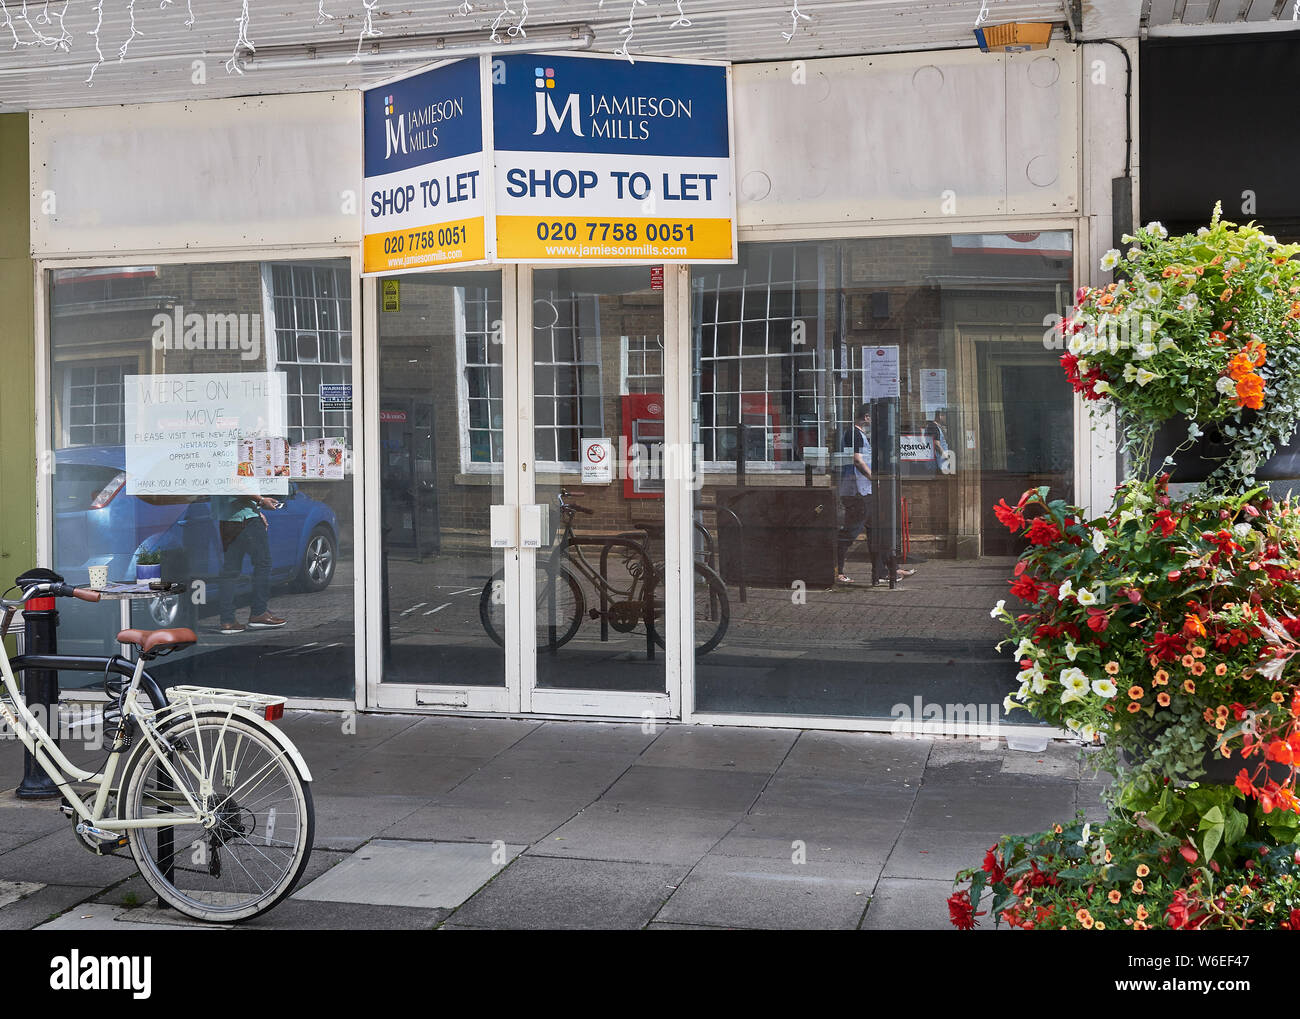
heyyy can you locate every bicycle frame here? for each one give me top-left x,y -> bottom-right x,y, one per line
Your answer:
0,645 -> 212,831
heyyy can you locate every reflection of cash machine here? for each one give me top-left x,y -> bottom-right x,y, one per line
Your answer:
380,400 -> 440,553
622,393 -> 664,499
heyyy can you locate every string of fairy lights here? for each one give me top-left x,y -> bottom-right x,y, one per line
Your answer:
7,0 -> 1263,89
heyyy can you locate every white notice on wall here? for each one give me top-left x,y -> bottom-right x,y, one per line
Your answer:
863,346 -> 900,400
920,369 -> 948,413
899,434 -> 935,462
125,372 -> 289,496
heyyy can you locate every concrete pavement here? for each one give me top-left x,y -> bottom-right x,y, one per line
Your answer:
0,712 -> 1108,930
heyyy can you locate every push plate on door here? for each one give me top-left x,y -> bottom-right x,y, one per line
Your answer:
520,504 -> 548,548
490,504 -> 518,548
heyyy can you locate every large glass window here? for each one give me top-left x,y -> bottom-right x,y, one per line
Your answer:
48,260 -> 356,700
690,233 -> 1074,722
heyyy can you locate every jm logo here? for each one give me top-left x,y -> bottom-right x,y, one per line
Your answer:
533,67 -> 582,137
383,94 -> 406,158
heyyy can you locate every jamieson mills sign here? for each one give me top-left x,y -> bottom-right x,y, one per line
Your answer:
362,52 -> 735,274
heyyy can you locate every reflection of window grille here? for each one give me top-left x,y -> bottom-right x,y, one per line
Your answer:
694,245 -> 824,468
267,264 -> 352,448
621,335 -> 664,395
459,291 -> 604,469
62,361 -> 129,446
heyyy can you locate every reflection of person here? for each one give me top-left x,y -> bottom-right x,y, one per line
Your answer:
836,404 -> 894,585
925,408 -> 956,475
213,494 -> 286,635
926,409 -> 954,475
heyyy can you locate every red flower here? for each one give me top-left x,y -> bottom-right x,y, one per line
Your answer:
1165,888 -> 1207,931
947,889 -> 984,930
994,499 -> 1025,531
1009,574 -> 1040,601
981,846 -> 1006,885
1026,517 -> 1062,547
1289,908 -> 1300,930
1151,509 -> 1179,537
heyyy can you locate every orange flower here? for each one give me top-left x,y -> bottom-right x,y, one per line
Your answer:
1181,655 -> 1196,668
1184,615 -> 1207,639
1184,679 -> 1196,694
1154,670 -> 1170,686
1247,340 -> 1267,366
1132,879 -> 1145,894
1215,663 -> 1227,677
1273,691 -> 1286,704
1157,692 -> 1171,706
1128,702 -> 1142,713
1105,661 -> 1120,675
1203,708 -> 1216,723
1136,864 -> 1150,877
1227,352 -> 1255,381
1209,331 -> 1227,345
1136,905 -> 1150,920
1236,372 -> 1265,410
1216,705 -> 1229,717
1108,889 -> 1122,904
1191,661 -> 1206,677
1128,685 -> 1145,700
1191,645 -> 1206,658
1215,716 -> 1227,730
1220,287 -> 1233,302
1162,266 -> 1180,279
1134,920 -> 1149,930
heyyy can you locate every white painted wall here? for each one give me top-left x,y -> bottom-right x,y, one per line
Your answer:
29,90 -> 361,257
730,44 -> 1080,230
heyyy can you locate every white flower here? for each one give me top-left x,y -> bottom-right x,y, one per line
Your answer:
1136,368 -> 1158,387
1123,363 -> 1138,382
1003,693 -> 1018,714
1079,822 -> 1093,846
1057,579 -> 1074,601
1076,587 -> 1099,607
990,599 -> 1006,619
1092,379 -> 1111,397
1076,358 -> 1090,374
1078,723 -> 1098,743
1059,668 -> 1090,704
1091,678 -> 1118,699
1014,637 -> 1036,659
1158,337 -> 1178,353
1092,530 -> 1106,554
1197,227 -> 1209,236
1233,522 -> 1253,537
1145,221 -> 1168,239
1135,340 -> 1157,360
1031,670 -> 1051,695
1217,376 -> 1237,396
1017,678 -> 1031,697
1179,293 -> 1199,311
1100,249 -> 1121,271
1064,641 -> 1080,661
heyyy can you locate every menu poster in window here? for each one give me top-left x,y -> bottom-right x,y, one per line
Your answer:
125,372 -> 289,496
863,345 -> 900,400
920,369 -> 948,414
289,437 -> 347,480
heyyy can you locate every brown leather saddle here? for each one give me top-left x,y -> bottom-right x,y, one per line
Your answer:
115,627 -> 198,657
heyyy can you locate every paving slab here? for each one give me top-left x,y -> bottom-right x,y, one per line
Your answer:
294,839 -> 522,908
710,814 -> 900,868
778,730 -> 932,780
380,801 -> 578,844
309,794 -> 432,851
861,877 -> 999,931
529,803 -> 737,865
598,764 -> 768,814
0,883 -> 100,930
908,782 -> 1076,831
37,903 -> 206,931
655,855 -> 873,930
0,829 -> 139,886
449,856 -> 685,930
636,725 -> 797,773
312,752 -> 486,798
510,721 -> 659,757
359,716 -> 539,758
882,827 -> 1011,880
749,775 -> 919,821
243,898 -> 449,930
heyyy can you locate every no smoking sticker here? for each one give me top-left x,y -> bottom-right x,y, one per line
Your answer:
581,438 -> 613,484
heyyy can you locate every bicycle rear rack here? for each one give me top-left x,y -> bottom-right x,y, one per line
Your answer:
166,685 -> 287,719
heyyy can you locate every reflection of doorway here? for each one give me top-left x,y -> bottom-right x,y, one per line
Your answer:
379,399 -> 440,556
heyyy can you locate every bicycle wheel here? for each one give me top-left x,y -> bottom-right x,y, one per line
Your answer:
650,563 -> 730,656
479,565 -> 585,650
120,712 -> 314,923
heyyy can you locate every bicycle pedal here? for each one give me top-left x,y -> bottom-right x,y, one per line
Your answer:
75,822 -> 128,849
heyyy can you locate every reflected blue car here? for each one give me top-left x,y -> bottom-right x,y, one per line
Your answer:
52,445 -> 339,626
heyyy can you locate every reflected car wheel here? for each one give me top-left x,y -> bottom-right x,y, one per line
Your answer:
297,526 -> 336,593
147,590 -> 193,629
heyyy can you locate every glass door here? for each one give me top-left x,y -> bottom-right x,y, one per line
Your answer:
520,266 -> 679,719
371,268 -> 517,711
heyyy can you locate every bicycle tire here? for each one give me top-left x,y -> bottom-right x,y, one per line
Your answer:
479,566 -> 585,650
120,711 -> 314,924
649,562 -> 730,656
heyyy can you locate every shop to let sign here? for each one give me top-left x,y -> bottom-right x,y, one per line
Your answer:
363,58 -> 487,274
362,52 -> 734,274
491,53 -> 734,263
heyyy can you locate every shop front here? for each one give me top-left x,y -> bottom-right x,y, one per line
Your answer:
28,40 -> 1127,731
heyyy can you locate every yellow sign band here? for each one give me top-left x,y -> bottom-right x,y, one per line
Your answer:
496,216 -> 733,261
363,218 -> 486,273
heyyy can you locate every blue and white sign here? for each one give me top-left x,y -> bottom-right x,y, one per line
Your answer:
490,52 -> 734,263
363,58 -> 488,273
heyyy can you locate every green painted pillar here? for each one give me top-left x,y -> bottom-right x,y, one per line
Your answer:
0,114 -> 34,647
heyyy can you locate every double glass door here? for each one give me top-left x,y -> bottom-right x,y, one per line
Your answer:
371,265 -> 682,718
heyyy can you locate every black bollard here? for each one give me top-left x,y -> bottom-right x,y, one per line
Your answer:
15,568 -> 63,799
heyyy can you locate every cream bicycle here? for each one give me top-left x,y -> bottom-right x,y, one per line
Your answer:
1,577 -> 314,923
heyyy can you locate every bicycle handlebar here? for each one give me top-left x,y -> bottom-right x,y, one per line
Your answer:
557,490 -> 593,515
13,582 -> 100,603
